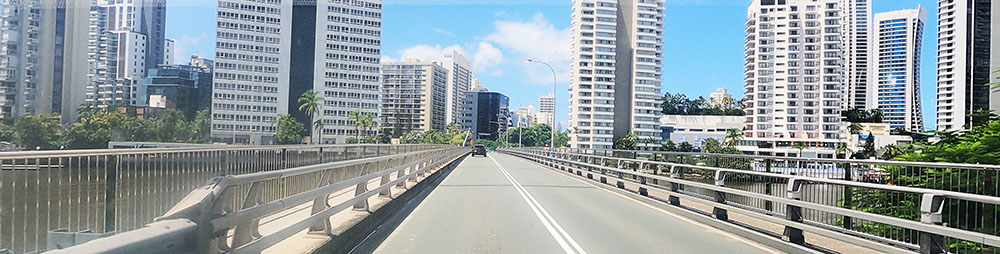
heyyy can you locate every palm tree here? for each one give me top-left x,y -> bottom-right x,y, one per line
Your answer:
835,143 -> 853,159
723,128 -> 743,147
348,110 -> 363,142
313,119 -> 325,143
793,141 -> 808,157
848,123 -> 863,135
298,90 -> 323,144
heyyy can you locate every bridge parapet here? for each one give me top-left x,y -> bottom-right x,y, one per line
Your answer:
0,144 -> 448,254
505,148 -> 1000,254
47,146 -> 467,253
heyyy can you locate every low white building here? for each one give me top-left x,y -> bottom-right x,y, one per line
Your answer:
660,115 -> 744,148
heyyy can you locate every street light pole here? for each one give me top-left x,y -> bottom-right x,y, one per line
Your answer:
511,99 -> 524,148
525,58 -> 557,150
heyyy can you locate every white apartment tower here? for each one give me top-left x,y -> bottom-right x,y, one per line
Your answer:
86,0 -> 167,107
211,0 -> 383,145
381,59 -> 448,135
569,0 -> 665,150
841,0 -> 872,110
743,0 -> 846,158
873,8 -> 925,131
0,1 -> 70,118
538,93 -> 555,126
935,0 -> 1000,131
439,51 -> 472,125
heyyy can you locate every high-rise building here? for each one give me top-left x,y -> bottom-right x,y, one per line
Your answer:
842,0 -> 873,110
511,105 -> 537,128
0,1 -> 69,118
461,90 -> 509,141
743,0 -> 846,158
873,8 -> 925,131
709,88 -> 732,108
211,1 -> 383,145
538,93 -> 555,127
439,51 -> 472,125
935,0 -> 1000,131
139,56 -> 214,119
164,39 -> 175,65
381,59 -> 449,136
568,0 -> 665,150
86,0 -> 167,107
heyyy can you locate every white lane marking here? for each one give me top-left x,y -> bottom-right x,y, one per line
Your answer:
489,155 -> 588,254
501,153 -> 781,254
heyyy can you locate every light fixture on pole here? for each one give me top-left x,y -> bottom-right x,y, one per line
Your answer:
524,58 -> 557,150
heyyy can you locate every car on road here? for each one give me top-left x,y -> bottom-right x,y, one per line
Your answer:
472,145 -> 488,157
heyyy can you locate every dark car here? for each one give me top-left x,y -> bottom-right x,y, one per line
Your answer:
472,144 -> 488,157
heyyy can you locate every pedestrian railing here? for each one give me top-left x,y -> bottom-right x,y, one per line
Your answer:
503,148 -> 1000,254
0,144 -> 445,254
45,146 -> 467,254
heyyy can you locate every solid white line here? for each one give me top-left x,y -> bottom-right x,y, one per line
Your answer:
489,155 -> 588,254
504,153 -> 781,254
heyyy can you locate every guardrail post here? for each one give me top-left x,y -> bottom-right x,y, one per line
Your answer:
354,162 -> 373,211
668,165 -> 681,206
765,158 -> 773,212
310,169 -> 336,234
842,162 -> 853,230
396,156 -> 410,188
104,154 -> 120,233
919,194 -> 946,254
783,178 -> 805,245
233,182 -> 264,248
712,171 -> 728,221
379,158 -> 395,197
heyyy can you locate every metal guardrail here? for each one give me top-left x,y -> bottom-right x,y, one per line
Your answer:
0,144 -> 445,254
47,146 -> 468,254
503,148 -> 1000,254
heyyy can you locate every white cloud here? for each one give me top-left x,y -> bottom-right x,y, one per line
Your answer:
484,13 -> 571,84
388,43 -> 504,75
472,42 -> 503,74
172,33 -> 208,63
431,28 -> 456,38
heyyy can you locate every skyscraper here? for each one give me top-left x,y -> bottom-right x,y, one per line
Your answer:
743,0 -> 846,158
0,1 -> 68,118
842,0 -> 873,110
381,59 -> 449,136
211,1 -> 383,145
461,90 -> 509,141
935,0 -> 1000,131
538,93 -> 555,127
86,0 -> 167,107
873,8 -> 925,131
439,51 -> 472,125
568,0 -> 665,150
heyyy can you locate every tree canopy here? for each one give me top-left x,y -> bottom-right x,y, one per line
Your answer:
661,92 -> 744,116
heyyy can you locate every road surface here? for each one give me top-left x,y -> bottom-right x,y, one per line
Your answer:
369,152 -> 777,253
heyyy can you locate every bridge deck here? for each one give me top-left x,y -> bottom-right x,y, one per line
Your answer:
367,152 -> 778,253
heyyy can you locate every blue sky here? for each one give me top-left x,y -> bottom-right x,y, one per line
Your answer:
166,0 -> 938,130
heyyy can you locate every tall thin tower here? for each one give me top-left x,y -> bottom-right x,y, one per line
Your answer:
568,0 -> 665,150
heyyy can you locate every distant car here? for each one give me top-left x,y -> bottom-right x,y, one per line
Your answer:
472,145 -> 488,157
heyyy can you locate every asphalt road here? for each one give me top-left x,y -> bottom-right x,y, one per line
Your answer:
371,152 -> 777,254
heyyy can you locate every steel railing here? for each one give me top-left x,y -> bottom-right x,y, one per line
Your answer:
47,146 -> 467,254
0,144 -> 445,254
503,148 -> 1000,254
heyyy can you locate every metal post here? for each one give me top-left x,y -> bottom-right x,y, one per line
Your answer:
712,171 -> 728,221
783,178 -> 805,245
765,158 -> 773,212
919,194 -> 946,254
842,162 -> 853,230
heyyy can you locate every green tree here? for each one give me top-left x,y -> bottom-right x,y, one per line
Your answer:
613,132 -> 638,150
275,114 -> 305,145
661,140 -> 677,151
677,142 -> 694,152
191,110 -> 212,143
151,109 -> 192,142
792,141 -> 808,157
14,113 -> 62,150
348,110 -> 363,142
723,128 -> 743,147
848,123 -> 863,135
298,90 -> 323,143
701,138 -> 721,153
